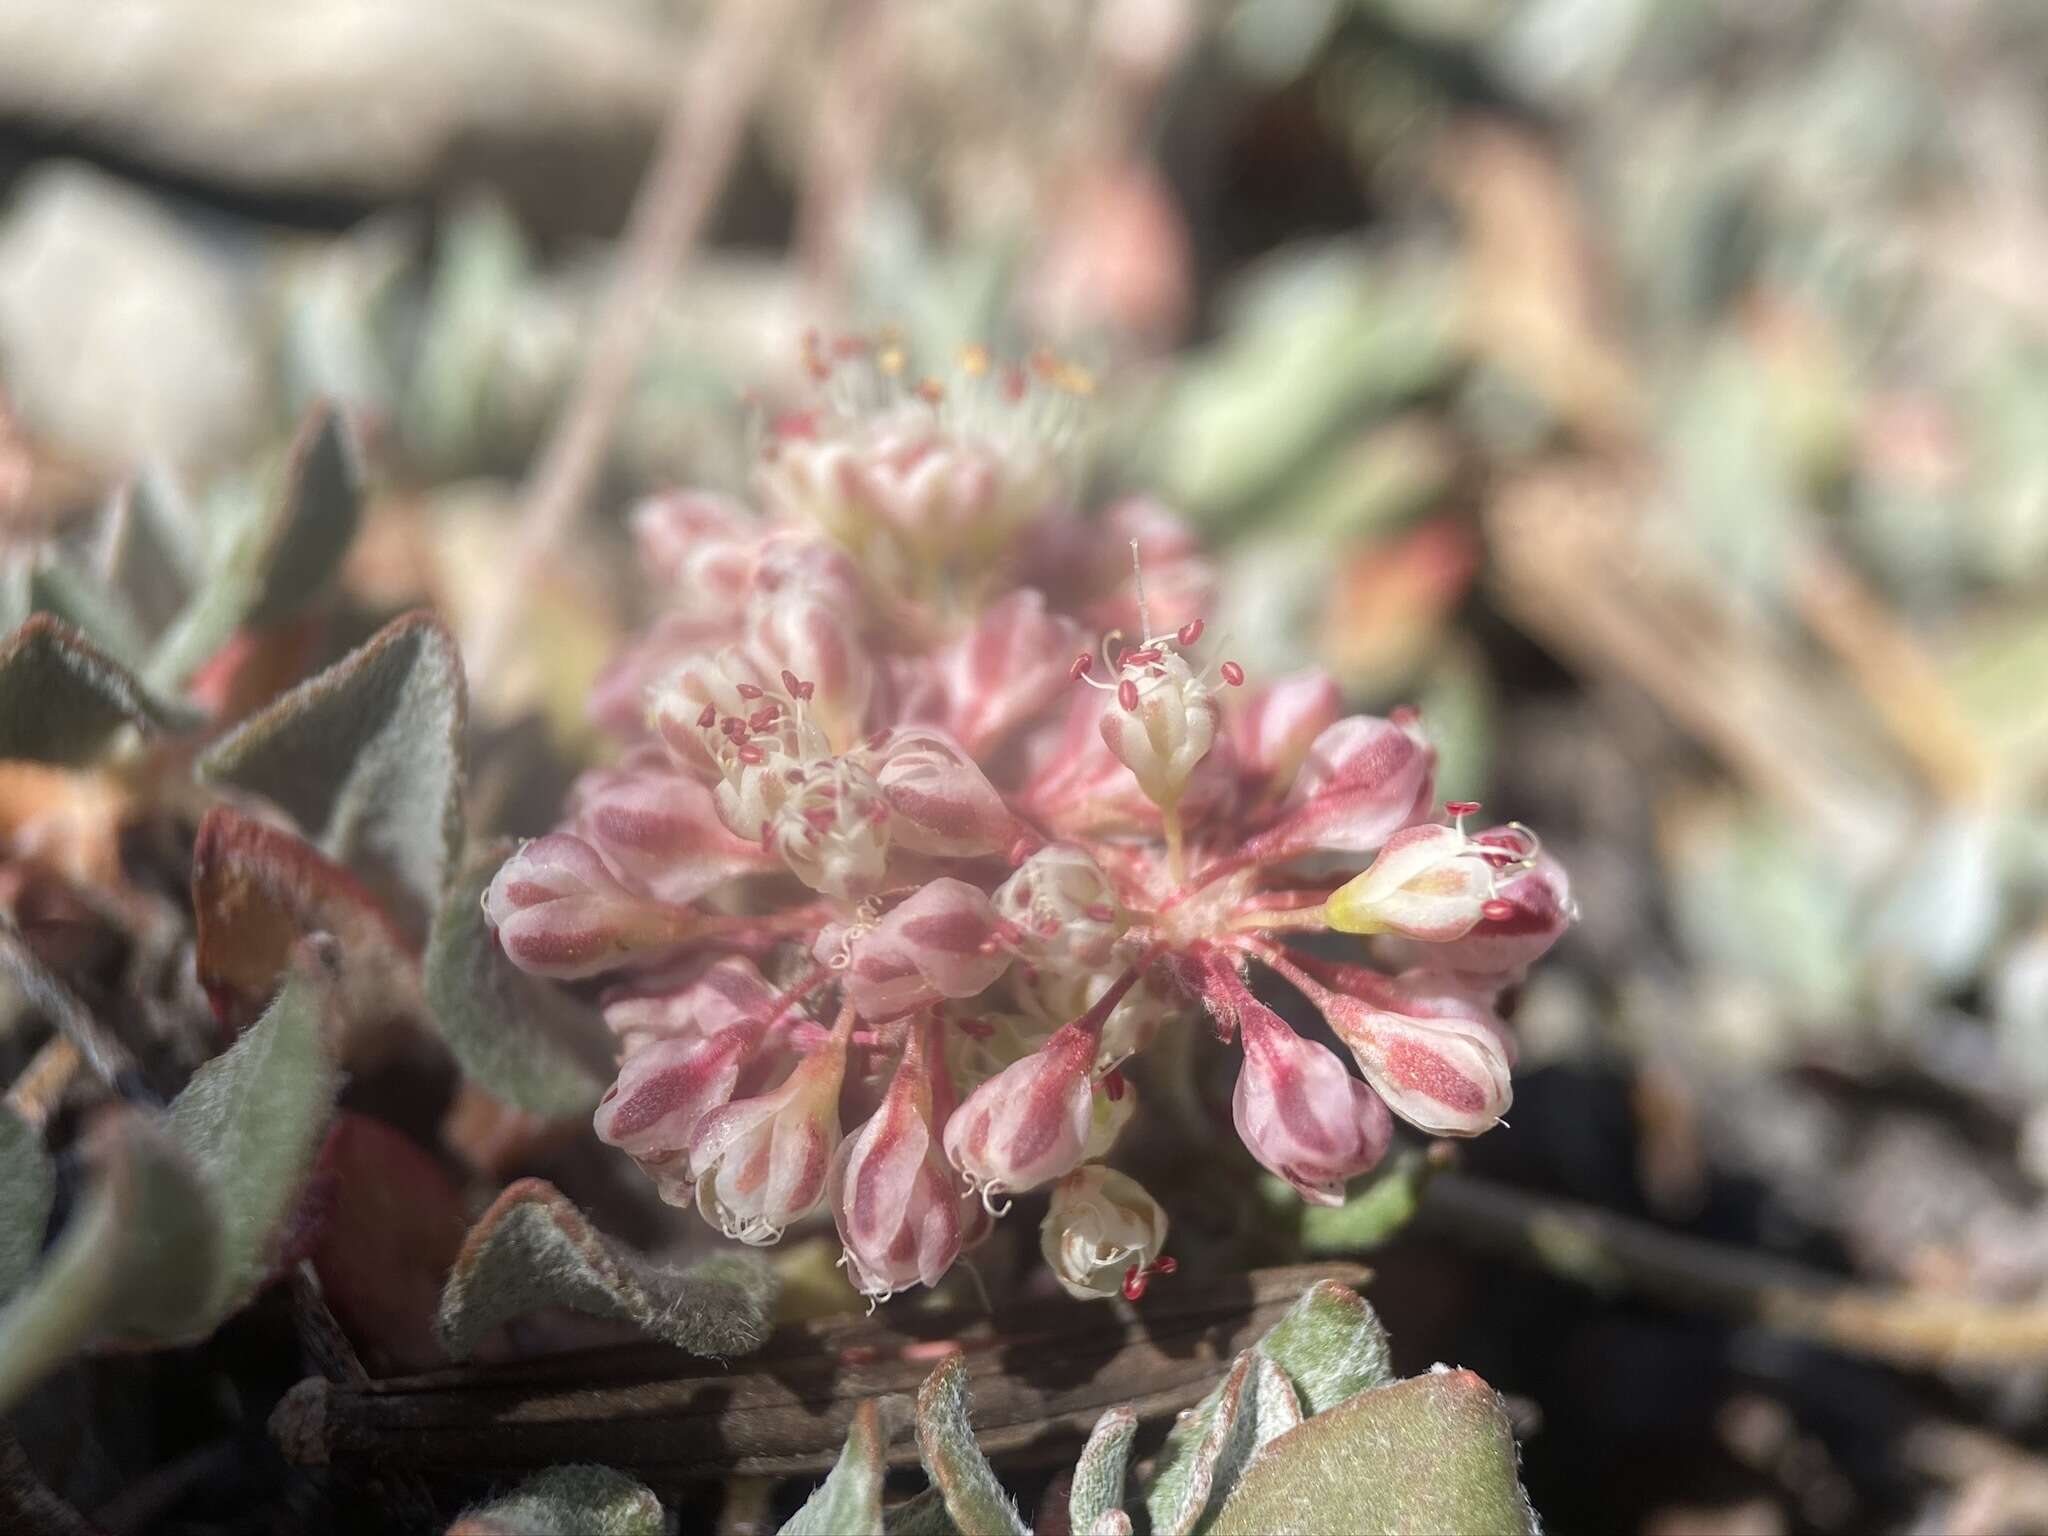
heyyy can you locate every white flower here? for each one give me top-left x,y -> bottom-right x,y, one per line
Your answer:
1039,1165 -> 1169,1300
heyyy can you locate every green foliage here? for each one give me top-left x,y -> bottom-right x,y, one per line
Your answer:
0,1105 -> 56,1302
424,843 -> 610,1117
199,611 -> 465,939
1067,1405 -> 1137,1536
913,1355 -> 1029,1536
0,614 -> 196,763
435,1179 -> 776,1361
781,1399 -> 900,1536
451,1464 -> 669,1536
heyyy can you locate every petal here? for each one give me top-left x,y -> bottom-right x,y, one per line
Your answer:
1241,715 -> 1435,864
872,727 -> 1017,857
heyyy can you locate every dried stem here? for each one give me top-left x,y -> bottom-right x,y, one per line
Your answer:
1421,1173 -> 2048,1369
469,0 -> 799,686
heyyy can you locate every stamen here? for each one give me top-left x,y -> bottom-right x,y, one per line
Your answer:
1103,1067 -> 1126,1102
1481,899 -> 1516,923
736,683 -> 764,700
1219,661 -> 1245,687
1069,652 -> 1094,681
1176,618 -> 1204,648
1122,1265 -> 1149,1302
695,703 -> 717,728
1118,678 -> 1139,711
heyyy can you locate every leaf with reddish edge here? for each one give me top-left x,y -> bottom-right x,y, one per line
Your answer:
1069,1404 -> 1138,1536
1206,1368 -> 1539,1535
451,1465 -> 667,1536
308,1113 -> 466,1375
1237,715 -> 1435,867
434,1178 -> 776,1361
782,1398 -> 905,1536
913,1354 -> 1030,1536
197,610 -> 464,942
0,614 -> 197,765
192,806 -> 420,1045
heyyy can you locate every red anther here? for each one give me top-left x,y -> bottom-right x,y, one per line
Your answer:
721,716 -> 748,741
748,706 -> 781,731
1114,646 -> 1135,669
1219,661 -> 1245,687
1121,1266 -> 1149,1303
786,767 -> 807,783
1445,800 -> 1481,818
695,703 -> 718,728
1481,898 -> 1516,923
866,728 -> 893,751
798,680 -> 816,702
1127,647 -> 1163,665
1118,679 -> 1139,711
1176,618 -> 1205,648
736,683 -> 764,700
1084,903 -> 1117,923
781,669 -> 804,696
1390,704 -> 1420,726
737,743 -> 766,765
1149,1255 -> 1178,1277
1103,1067 -> 1126,1102
1069,652 -> 1094,681
955,1016 -> 996,1039
1007,836 -> 1037,867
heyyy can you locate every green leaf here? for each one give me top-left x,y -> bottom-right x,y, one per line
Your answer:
28,560 -> 149,669
425,842 -> 609,1117
1252,1279 -> 1396,1416
0,1109 -> 223,1413
1068,1405 -> 1136,1536
782,1399 -> 898,1536
198,610 -> 465,939
1287,1152 -> 1433,1256
97,473 -> 202,643
881,1488 -> 956,1536
449,1464 -> 667,1536
1143,1352 -> 1260,1536
167,941 -> 342,1320
0,614 -> 196,764
913,1355 -> 1029,1536
1206,1370 -> 1540,1536
244,401 -> 361,626
0,1106 -> 54,1302
435,1179 -> 776,1361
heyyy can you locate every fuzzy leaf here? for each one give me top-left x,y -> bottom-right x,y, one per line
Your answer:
167,941 -> 343,1320
913,1355 -> 1029,1536
28,560 -> 148,669
192,805 -> 420,1034
782,1399 -> 894,1536
1143,1352 -> 1261,1536
1251,1279 -> 1396,1415
426,844 -> 610,1117
0,1105 -> 54,1302
0,614 -> 195,763
1089,1515 -> 1134,1536
147,403 -> 363,686
1068,1405 -> 1137,1536
97,473 -> 202,643
435,1179 -> 776,1361
449,1464 -> 667,1536
1289,1152 -> 1431,1255
198,611 -> 465,938
881,1489 -> 956,1536
1206,1369 -> 1539,1536
0,1109 -> 222,1413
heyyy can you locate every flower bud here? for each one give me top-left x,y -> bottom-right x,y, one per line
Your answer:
483,834 -> 693,979
943,1018 -> 1099,1206
1039,1165 -> 1169,1300
934,590 -> 1083,755
648,646 -> 776,776
832,878 -> 1011,1021
1380,835 -> 1574,980
771,756 -> 893,901
1324,821 -> 1495,942
1233,1004 -> 1392,1205
1099,649 -> 1219,810
595,1015 -> 767,1205
1278,953 -> 1513,1137
570,757 -> 776,904
690,1026 -> 850,1242
830,1022 -> 962,1302
993,843 -> 1125,976
631,490 -> 759,615
1231,669 -> 1343,794
600,956 -> 778,1054
1240,714 -> 1435,866
1024,683 -> 1234,837
748,582 -> 874,751
870,726 -> 1017,858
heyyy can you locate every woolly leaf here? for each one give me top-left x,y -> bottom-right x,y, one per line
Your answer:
0,615 -> 196,764
28,560 -> 148,668
167,941 -> 343,1320
435,1179 -> 775,1361
880,1489 -> 955,1536
1206,1369 -> 1539,1536
198,611 -> 465,939
1090,1513 -> 1135,1536
1252,1279 -> 1395,1415
449,1464 -> 667,1536
0,1105 -> 53,1302
97,473 -> 202,643
913,1355 -> 1028,1536
0,1109 -> 222,1413
1143,1352 -> 1262,1536
1289,1151 -> 1431,1255
782,1399 -> 896,1536
1068,1404 -> 1137,1536
426,843 -> 610,1117
192,806 -> 420,1034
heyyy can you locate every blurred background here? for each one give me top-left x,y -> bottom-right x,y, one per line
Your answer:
6,1 -> 2048,1530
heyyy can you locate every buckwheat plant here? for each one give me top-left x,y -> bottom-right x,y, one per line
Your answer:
483,341 -> 1573,1307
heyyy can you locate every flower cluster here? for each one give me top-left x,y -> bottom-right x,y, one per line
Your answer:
485,340 -> 1573,1306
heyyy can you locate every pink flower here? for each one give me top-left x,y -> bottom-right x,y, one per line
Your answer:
1241,714 -> 1435,865
689,1018 -> 851,1242
1381,833 -> 1574,980
943,1014 -> 1101,1206
483,833 -> 693,979
830,1020 -> 962,1302
829,878 -> 1011,1021
870,727 -> 1019,858
569,754 -> 776,904
1232,999 -> 1391,1206
1098,648 -> 1220,812
599,956 -> 779,1053
1323,817 -> 1496,942
595,1018 -> 767,1206
1230,668 -> 1344,797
